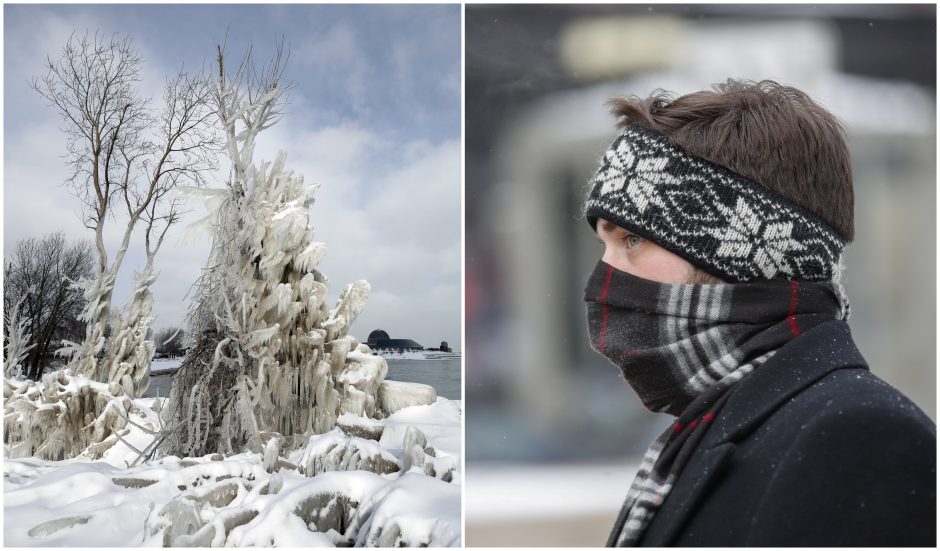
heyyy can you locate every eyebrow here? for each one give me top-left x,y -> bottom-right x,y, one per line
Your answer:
599,220 -> 624,235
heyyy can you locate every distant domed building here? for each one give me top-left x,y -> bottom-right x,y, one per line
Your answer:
363,330 -> 459,359
367,329 -> 390,344
366,329 -> 423,352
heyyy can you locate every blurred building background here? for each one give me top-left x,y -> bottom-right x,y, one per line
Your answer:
465,4 -> 936,547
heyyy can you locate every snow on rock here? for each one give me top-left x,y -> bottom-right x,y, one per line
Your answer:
336,413 -> 385,441
299,428 -> 399,477
380,398 -> 463,476
378,380 -> 438,415
223,469 -> 390,547
355,472 -> 461,547
4,394 -> 463,547
149,357 -> 183,374
399,425 -> 458,482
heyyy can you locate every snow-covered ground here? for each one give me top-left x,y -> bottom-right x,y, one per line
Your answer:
148,357 -> 183,373
465,460 -> 638,546
374,351 -> 461,361
4,395 -> 462,547
466,460 -> 637,521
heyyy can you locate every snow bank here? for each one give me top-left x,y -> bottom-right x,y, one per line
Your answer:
378,380 -> 438,415
4,394 -> 463,547
149,357 -> 183,374
466,460 -> 639,522
373,350 -> 461,360
356,472 -> 461,546
299,428 -> 399,476
381,398 -> 463,466
336,413 -> 385,441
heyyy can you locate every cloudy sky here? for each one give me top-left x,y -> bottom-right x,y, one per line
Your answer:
4,4 -> 461,350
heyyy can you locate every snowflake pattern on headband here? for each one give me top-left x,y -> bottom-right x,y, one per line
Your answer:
585,125 -> 846,282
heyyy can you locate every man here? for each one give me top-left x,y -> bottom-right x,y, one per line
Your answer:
582,79 -> 935,546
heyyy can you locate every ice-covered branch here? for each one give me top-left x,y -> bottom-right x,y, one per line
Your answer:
4,291 -> 35,379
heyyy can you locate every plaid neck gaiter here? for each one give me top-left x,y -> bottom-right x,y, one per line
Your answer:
584,259 -> 848,546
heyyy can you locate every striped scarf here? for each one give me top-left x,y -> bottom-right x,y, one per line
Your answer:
583,260 -> 848,546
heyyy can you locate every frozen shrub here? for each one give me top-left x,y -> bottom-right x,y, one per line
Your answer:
160,46 -> 387,458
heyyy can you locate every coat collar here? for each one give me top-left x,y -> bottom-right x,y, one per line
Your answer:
700,319 -> 868,449
640,320 -> 868,547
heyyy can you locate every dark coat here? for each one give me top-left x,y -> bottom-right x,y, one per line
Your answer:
636,320 -> 936,547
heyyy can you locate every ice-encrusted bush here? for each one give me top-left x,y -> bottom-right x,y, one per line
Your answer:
159,49 -> 388,458
101,267 -> 157,399
59,273 -> 116,380
4,292 -> 34,379
3,370 -> 146,460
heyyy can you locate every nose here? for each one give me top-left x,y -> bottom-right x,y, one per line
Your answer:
601,245 -> 615,267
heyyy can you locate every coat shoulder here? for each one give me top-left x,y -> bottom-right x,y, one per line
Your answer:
742,367 -> 936,546
775,366 -> 934,434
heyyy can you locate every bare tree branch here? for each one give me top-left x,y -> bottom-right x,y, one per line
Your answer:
3,234 -> 94,380
32,31 -> 222,381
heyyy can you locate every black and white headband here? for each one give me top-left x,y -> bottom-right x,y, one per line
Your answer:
584,125 -> 847,283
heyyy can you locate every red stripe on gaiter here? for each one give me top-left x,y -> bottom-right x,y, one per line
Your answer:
787,279 -> 801,336
598,265 -> 615,354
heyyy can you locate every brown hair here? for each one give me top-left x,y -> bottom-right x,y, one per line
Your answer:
609,79 -> 854,241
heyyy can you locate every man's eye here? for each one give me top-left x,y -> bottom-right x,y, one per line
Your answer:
624,234 -> 643,249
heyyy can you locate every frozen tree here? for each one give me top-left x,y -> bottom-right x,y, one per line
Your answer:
32,32 -> 218,383
4,234 -> 94,380
101,194 -> 183,398
160,44 -> 387,458
4,292 -> 35,379
100,267 -> 156,399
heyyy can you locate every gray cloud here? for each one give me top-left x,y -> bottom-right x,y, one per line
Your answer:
4,5 -> 460,351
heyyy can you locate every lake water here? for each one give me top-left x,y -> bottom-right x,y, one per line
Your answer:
385,358 -> 461,400
145,358 -> 461,401
144,372 -> 175,399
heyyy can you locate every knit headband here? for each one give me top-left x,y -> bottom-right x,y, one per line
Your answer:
584,125 -> 847,282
